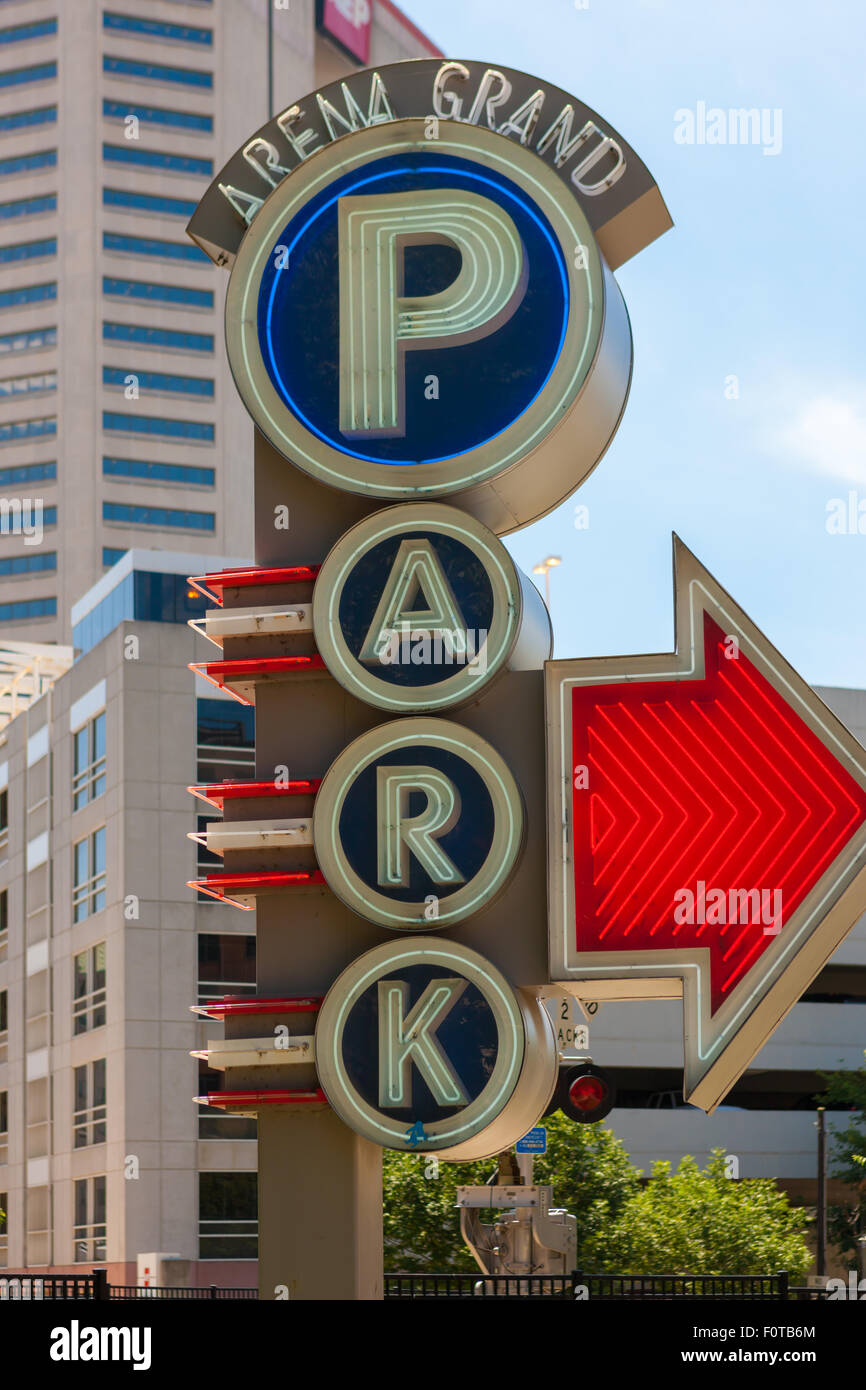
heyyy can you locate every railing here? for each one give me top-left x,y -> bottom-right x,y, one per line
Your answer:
386,1270 -> 819,1300
0,1273 -> 99,1300
0,1270 -> 256,1300
385,1273 -> 577,1299
109,1283 -> 257,1300
0,1269 -> 837,1302
577,1271 -> 789,1300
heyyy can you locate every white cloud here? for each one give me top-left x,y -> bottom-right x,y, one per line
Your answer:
779,393 -> 866,485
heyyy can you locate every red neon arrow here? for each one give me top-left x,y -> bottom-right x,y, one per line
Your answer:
571,611 -> 866,1013
547,538 -> 866,1112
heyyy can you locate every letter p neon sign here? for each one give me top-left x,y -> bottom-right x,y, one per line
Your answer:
338,189 -> 526,437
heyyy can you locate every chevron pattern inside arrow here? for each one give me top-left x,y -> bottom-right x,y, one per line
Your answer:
571,613 -> 866,1012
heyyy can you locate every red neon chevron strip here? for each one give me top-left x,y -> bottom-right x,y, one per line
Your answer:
571,613 -> 866,1012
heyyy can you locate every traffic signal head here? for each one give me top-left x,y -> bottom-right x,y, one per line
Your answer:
557,1063 -> 616,1124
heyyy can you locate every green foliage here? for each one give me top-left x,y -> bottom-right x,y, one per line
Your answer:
817,1054 -> 866,1264
600,1149 -> 811,1277
382,1118 -> 639,1273
531,1113 -> 641,1267
383,1151 -> 491,1273
383,1123 -> 812,1278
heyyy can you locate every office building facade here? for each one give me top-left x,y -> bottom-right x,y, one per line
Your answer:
0,0 -> 440,643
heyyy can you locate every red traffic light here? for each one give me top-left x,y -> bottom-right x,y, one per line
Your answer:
558,1064 -> 615,1124
569,1074 -> 606,1110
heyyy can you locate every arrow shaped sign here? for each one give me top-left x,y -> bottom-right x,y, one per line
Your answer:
546,536 -> 866,1111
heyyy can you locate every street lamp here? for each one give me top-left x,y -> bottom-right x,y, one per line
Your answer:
532,555 -> 561,607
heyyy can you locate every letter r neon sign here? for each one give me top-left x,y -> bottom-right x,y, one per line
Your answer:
338,188 -> 526,437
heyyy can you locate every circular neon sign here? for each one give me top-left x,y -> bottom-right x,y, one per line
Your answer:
312,502 -> 549,712
312,717 -> 524,929
225,119 -> 632,532
315,937 -> 558,1156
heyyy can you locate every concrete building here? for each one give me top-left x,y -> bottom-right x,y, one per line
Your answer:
0,0 -> 440,643
0,549 -> 267,1282
0,0 -> 440,1282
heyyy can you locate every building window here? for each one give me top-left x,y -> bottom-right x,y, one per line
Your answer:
103,55 -> 212,89
0,61 -> 57,90
0,415 -> 56,443
0,1087 -> 7,1167
102,99 -> 212,133
0,459 -> 56,484
103,231 -> 209,261
0,889 -> 6,943
73,712 -> 106,811
197,934 -> 256,1005
103,458 -> 214,487
103,12 -> 212,46
0,19 -> 58,45
102,276 -> 212,310
0,988 -> 6,1034
102,323 -> 213,354
73,1176 -> 106,1263
0,789 -> 7,849
0,597 -> 55,622
103,501 -> 215,531
0,551 -> 56,576
196,699 -> 255,783
0,1192 -> 7,1266
0,281 -> 56,309
198,1061 -> 256,1141
0,150 -> 56,177
199,1173 -> 257,1259
102,187 -> 197,219
102,144 -> 213,177
73,943 -> 106,1034
102,548 -> 126,568
0,370 -> 56,397
0,104 -> 56,134
0,193 -> 56,221
102,413 -> 214,443
102,367 -> 214,399
74,1060 -> 106,1148
0,327 -> 56,357
72,571 -> 207,655
0,237 -> 55,264
73,829 -> 106,923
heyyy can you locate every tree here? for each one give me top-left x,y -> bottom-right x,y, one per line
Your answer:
531,1113 -> 640,1268
601,1149 -> 811,1277
382,1117 -> 639,1273
817,1053 -> 866,1265
382,1130 -> 812,1277
382,1151 -> 493,1273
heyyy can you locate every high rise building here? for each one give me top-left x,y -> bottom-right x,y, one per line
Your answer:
0,0 -> 440,644
0,0 -> 440,1285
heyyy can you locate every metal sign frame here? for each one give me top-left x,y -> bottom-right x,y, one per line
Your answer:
546,536 -> 866,1111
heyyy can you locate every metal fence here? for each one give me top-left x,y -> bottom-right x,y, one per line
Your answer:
577,1271 -> 789,1300
385,1273 -> 577,1299
385,1270 -> 818,1300
0,1270 -> 257,1300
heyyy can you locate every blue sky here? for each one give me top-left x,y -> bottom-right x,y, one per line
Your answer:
399,0 -> 866,688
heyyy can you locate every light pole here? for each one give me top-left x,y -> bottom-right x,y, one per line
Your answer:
532,555 -> 561,608
816,1106 -> 827,1278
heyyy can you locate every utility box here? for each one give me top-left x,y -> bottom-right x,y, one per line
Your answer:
137,1253 -> 190,1289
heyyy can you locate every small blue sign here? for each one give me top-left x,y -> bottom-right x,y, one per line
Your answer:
516,1126 -> 547,1154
